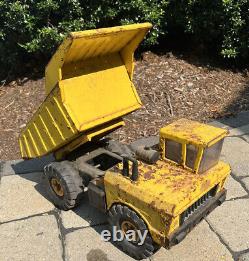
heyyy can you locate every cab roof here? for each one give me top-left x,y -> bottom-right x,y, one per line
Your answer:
160,118 -> 228,147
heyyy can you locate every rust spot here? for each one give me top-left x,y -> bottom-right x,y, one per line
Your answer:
143,170 -> 155,180
201,180 -> 211,192
147,165 -> 153,171
189,133 -> 202,143
149,200 -> 157,211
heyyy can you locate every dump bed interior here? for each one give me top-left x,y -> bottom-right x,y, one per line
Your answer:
19,23 -> 152,159
59,53 -> 140,132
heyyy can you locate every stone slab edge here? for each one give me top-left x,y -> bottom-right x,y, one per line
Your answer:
0,154 -> 54,178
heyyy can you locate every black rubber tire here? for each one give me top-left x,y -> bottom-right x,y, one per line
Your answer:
108,204 -> 159,260
44,161 -> 84,210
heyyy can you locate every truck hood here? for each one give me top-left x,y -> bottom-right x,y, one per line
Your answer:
137,160 -> 230,216
105,160 -> 230,217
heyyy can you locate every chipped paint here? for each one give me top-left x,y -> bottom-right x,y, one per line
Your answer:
104,157 -> 230,245
160,118 -> 228,147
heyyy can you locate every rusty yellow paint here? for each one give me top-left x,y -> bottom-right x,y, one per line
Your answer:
45,23 -> 152,94
19,23 -> 151,158
160,118 -> 229,173
19,87 -> 77,158
104,159 -> 230,245
160,118 -> 228,147
59,53 -> 142,132
194,147 -> 204,172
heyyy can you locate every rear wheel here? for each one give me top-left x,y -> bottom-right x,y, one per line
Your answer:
44,161 -> 84,210
108,204 -> 159,260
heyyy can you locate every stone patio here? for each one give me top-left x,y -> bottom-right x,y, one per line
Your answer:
1,112 -> 249,261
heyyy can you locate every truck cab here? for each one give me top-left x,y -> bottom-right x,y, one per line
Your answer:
104,118 -> 230,254
160,118 -> 227,174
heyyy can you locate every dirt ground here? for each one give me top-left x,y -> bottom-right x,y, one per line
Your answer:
0,51 -> 249,160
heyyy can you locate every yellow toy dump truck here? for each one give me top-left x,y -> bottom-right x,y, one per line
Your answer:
19,23 -> 231,259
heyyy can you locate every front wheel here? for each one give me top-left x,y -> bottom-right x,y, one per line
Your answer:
108,204 -> 159,260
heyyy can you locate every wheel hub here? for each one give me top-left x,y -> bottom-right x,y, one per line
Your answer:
121,220 -> 139,243
50,178 -> 64,197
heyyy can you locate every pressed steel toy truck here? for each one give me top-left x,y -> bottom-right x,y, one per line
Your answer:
19,23 -> 231,259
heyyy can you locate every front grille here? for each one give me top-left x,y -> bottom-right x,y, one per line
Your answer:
180,185 -> 218,225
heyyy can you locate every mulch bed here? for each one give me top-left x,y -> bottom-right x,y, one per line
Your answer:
1,51 -> 248,160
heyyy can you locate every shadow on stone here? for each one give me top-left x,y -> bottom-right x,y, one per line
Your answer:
87,248 -> 111,261
76,198 -> 107,223
11,154 -> 54,175
210,111 -> 249,130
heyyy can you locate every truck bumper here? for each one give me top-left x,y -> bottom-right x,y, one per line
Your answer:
166,189 -> 227,248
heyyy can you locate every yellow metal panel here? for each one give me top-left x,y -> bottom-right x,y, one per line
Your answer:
60,53 -> 142,131
20,23 -> 152,158
19,83 -> 126,158
104,173 -> 168,245
105,159 -> 230,242
194,147 -> 204,172
181,143 -> 186,166
37,114 -> 56,147
45,38 -> 72,95
160,118 -> 228,147
28,124 -> 46,155
45,23 -> 152,94
105,160 -> 230,217
19,87 -> 78,158
64,30 -> 136,64
120,28 -> 152,80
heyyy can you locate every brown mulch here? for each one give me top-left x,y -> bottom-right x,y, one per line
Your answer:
0,79 -> 45,160
1,52 -> 249,160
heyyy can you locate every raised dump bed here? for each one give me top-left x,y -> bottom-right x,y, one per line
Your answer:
19,23 -> 152,159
